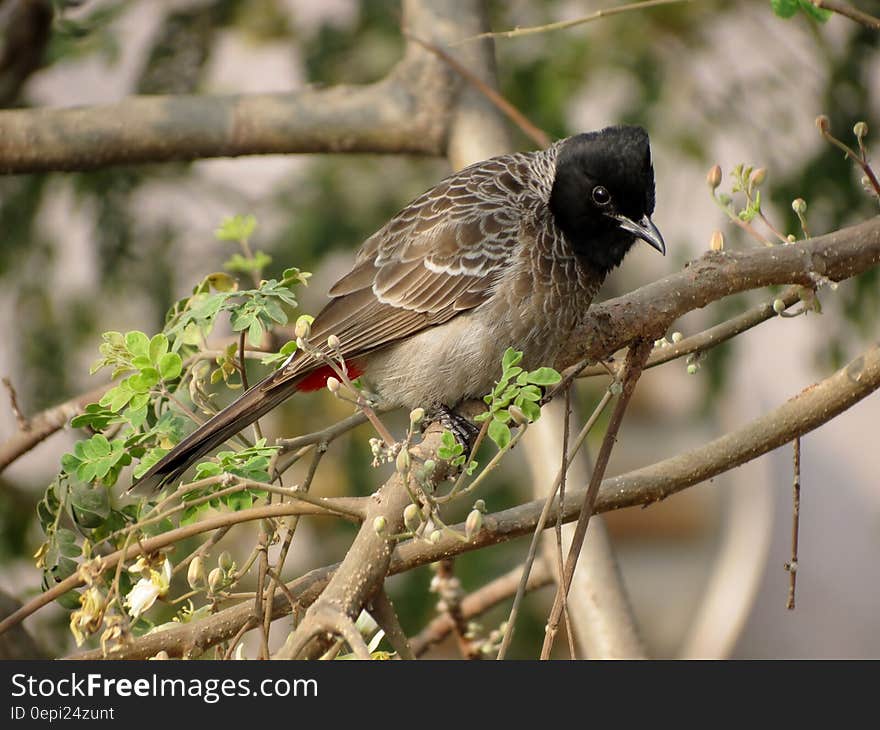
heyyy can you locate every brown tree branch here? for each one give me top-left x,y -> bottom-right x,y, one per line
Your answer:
273,420 -> 452,660
574,285 -> 804,378
556,216 -> 880,369
541,339 -> 652,659
411,561 -> 553,657
812,0 -> 880,29
0,383 -> 112,473
68,340 -> 880,659
0,0 -> 473,174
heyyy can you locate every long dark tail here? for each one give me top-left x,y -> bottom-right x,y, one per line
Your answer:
132,368 -> 303,492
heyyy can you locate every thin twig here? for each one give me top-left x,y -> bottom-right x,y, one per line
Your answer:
572,286 -> 804,378
255,530 -> 270,659
404,32 -> 550,148
1,377 -> 29,431
786,437 -> 801,611
222,617 -> 258,660
541,339 -> 652,659
456,0 -> 694,43
433,560 -> 479,659
812,0 -> 880,29
496,386 -> 615,659
411,561 -> 553,656
370,588 -> 416,660
556,386 -> 576,659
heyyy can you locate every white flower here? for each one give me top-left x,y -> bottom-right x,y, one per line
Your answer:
125,558 -> 172,618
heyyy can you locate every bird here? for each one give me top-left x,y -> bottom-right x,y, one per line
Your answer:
134,124 -> 665,491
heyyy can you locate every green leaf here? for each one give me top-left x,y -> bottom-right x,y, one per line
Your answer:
224,251 -> 272,274
133,447 -> 169,479
488,419 -> 511,449
148,333 -> 169,365
70,404 -> 124,431
195,462 -> 222,479
225,491 -> 253,512
519,400 -> 542,422
797,0 -> 831,21
70,483 -> 111,528
282,267 -> 312,286
502,348 -> 523,370
440,430 -> 456,449
158,351 -> 183,380
180,502 -> 211,526
247,319 -> 263,346
126,404 -> 149,429
526,367 -> 562,386
215,214 -> 257,242
124,330 -> 150,359
517,385 -> 542,401
770,0 -> 798,17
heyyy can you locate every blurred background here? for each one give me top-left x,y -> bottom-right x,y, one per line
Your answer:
0,0 -> 878,658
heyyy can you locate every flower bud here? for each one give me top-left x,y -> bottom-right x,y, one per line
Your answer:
422,460 -> 436,475
750,167 -> 767,187
709,230 -> 724,252
294,316 -> 311,340
465,509 -> 484,539
186,556 -> 206,590
403,503 -> 421,532
429,529 -> 442,545
207,567 -> 224,593
218,551 -> 234,571
508,405 -> 528,426
815,115 -> 830,134
787,234 -> 797,243
373,516 -> 387,535
706,165 -> 722,189
773,298 -> 786,314
686,363 -> 698,376
327,334 -> 341,350
853,121 -> 868,140
326,376 -> 341,394
473,499 -> 486,513
791,198 -> 807,215
409,407 -> 425,426
671,331 -> 683,344
396,448 -> 410,474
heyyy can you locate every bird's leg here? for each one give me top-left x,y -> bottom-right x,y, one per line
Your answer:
425,403 -> 480,454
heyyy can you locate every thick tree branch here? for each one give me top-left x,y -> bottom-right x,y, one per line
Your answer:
69,340 -> 880,659
0,0 -> 469,174
556,217 -> 880,369
0,382 -> 111,473
274,421 -> 451,660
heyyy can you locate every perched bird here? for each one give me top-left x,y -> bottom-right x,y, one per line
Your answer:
135,125 -> 664,491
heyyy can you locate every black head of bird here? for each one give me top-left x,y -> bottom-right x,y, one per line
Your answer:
549,125 -> 665,275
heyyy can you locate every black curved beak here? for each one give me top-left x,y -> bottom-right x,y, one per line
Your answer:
611,213 -> 666,255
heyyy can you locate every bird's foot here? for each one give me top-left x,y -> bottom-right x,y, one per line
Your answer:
425,404 -> 480,455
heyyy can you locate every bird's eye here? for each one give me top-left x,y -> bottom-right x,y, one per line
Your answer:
592,186 -> 611,206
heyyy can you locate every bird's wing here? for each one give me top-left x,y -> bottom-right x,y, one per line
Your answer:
279,153 -> 537,379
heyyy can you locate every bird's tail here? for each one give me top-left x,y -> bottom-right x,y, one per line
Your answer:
132,366 -> 305,492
